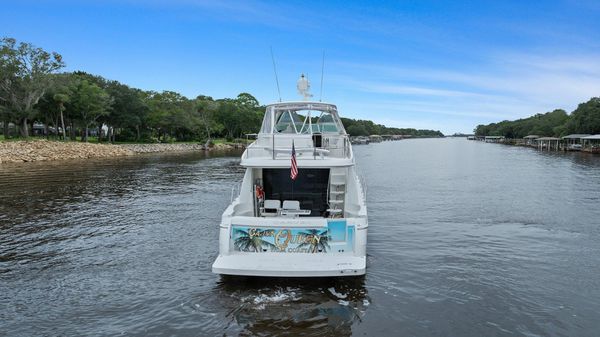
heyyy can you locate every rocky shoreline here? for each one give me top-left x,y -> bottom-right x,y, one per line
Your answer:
0,140 -> 240,164
117,142 -> 239,154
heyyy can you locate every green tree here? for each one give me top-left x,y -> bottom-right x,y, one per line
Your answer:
214,98 -> 242,140
342,117 -> 442,137
566,97 -> 600,135
105,81 -> 148,142
346,124 -> 368,136
35,73 -> 73,140
0,37 -> 64,137
54,92 -> 69,140
69,78 -> 112,141
474,109 -> 568,138
146,91 -> 193,142
236,92 -> 259,108
195,95 -> 220,146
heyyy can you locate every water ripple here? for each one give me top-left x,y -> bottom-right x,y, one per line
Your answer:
2,142 -> 600,336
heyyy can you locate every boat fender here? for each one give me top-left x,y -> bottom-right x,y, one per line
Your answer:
255,185 -> 264,200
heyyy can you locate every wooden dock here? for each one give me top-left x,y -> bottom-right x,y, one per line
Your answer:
468,134 -> 600,154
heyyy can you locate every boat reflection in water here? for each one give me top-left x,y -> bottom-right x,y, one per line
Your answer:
214,276 -> 370,335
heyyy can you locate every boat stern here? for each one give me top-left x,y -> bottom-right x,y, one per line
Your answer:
212,216 -> 367,277
212,253 -> 365,277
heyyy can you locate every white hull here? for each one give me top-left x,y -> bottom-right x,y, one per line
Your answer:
213,252 -> 366,277
212,212 -> 368,277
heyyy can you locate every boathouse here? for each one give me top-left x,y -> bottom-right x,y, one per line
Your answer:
523,135 -> 539,146
537,137 -> 561,151
484,136 -> 505,143
582,135 -> 600,153
562,134 -> 590,151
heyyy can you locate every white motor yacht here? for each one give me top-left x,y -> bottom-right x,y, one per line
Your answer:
212,76 -> 368,277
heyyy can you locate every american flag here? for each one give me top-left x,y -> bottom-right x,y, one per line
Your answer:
290,141 -> 298,180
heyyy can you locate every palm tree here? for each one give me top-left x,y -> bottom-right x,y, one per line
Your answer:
233,228 -> 276,252
297,229 -> 330,253
53,93 -> 69,140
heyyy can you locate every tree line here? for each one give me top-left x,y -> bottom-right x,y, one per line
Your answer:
341,118 -> 443,137
1,37 -> 443,143
474,97 -> 600,138
0,37 -> 264,143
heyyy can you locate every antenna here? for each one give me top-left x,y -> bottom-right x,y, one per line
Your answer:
270,47 -> 282,102
319,51 -> 325,102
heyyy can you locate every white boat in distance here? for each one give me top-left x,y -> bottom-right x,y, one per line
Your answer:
212,75 -> 368,277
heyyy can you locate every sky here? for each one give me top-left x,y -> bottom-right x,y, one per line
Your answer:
3,0 -> 600,134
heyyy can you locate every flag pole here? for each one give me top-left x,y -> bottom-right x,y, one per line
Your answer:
291,140 -> 297,200
292,140 -> 294,199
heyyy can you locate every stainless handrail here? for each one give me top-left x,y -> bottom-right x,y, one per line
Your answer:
244,134 -> 353,160
230,183 -> 241,203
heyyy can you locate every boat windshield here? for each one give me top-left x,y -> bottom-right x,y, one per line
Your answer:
260,104 -> 346,135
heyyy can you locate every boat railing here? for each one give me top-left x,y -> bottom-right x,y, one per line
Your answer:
357,172 -> 367,201
244,134 -> 352,160
230,182 -> 242,203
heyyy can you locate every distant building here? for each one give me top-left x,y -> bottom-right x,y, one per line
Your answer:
562,134 -> 590,151
484,136 -> 505,143
536,137 -> 561,151
523,135 -> 539,146
582,135 -> 600,153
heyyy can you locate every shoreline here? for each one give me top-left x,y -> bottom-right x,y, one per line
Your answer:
471,137 -> 600,154
0,140 -> 242,164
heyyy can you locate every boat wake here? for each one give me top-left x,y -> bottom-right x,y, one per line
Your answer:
238,287 -> 302,310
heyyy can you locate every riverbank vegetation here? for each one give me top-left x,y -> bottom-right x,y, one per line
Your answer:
474,97 -> 600,138
341,118 -> 444,138
1,37 -> 443,144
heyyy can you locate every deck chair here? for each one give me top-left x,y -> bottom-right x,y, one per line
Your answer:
261,199 -> 281,217
282,200 -> 300,210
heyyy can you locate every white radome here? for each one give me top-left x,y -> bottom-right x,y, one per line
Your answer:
297,74 -> 313,100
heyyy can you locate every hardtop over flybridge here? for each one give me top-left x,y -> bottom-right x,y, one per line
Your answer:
212,75 -> 367,277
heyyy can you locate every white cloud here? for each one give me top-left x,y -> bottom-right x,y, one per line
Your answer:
331,52 -> 600,123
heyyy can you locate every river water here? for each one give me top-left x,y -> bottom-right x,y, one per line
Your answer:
1,139 -> 600,336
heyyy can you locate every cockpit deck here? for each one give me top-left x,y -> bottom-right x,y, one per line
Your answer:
225,101 -> 365,220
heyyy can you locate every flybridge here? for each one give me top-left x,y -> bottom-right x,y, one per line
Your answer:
242,101 -> 353,164
259,102 -> 347,135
